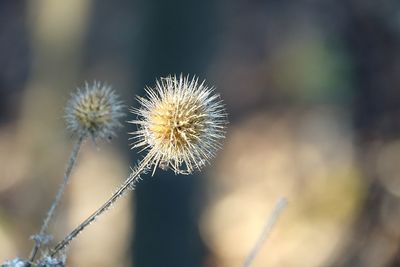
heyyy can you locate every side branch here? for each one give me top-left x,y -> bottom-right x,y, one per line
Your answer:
241,197 -> 287,267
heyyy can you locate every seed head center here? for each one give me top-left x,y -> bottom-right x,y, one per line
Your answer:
75,96 -> 112,130
149,101 -> 205,150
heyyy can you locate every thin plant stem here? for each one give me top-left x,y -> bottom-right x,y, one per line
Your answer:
241,197 -> 287,267
50,149 -> 156,256
29,134 -> 85,263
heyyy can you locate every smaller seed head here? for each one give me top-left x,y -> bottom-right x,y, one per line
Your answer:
129,75 -> 227,174
65,82 -> 124,140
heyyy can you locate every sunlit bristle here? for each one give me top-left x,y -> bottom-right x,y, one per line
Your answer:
129,75 -> 227,175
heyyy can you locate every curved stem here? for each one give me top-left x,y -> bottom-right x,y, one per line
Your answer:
50,150 -> 155,256
29,134 -> 85,264
241,197 -> 287,267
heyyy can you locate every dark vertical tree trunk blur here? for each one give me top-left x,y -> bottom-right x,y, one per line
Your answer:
130,0 -> 217,266
331,1 -> 400,266
0,1 -> 29,125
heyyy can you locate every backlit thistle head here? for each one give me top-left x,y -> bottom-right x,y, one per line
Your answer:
65,82 -> 124,140
129,75 -> 227,175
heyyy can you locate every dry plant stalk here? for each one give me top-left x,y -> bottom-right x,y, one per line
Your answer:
241,197 -> 287,267
1,75 -> 227,267
6,82 -> 124,267
51,75 -> 227,256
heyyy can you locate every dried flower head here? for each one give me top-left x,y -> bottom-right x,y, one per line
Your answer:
129,75 -> 227,174
65,82 -> 124,140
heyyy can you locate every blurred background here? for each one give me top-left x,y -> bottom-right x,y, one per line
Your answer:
1,0 -> 400,266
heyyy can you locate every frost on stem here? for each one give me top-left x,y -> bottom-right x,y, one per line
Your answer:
28,82 -> 125,265
31,234 -> 52,246
28,135 -> 85,264
65,81 -> 124,141
37,256 -> 65,267
1,258 -> 28,267
50,151 -> 155,256
129,74 -> 227,175
50,75 -> 228,256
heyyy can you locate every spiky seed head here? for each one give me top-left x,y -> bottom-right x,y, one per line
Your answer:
129,75 -> 227,175
65,82 -> 124,140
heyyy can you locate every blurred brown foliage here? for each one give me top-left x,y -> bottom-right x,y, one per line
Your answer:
1,1 -> 400,267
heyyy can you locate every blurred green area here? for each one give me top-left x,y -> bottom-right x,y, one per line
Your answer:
1,1 -> 400,267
